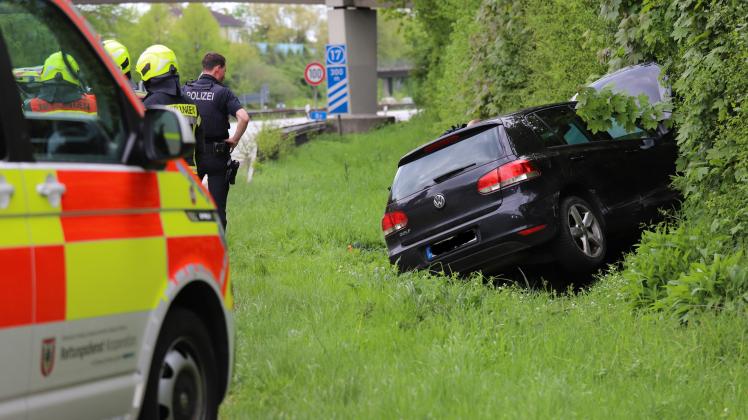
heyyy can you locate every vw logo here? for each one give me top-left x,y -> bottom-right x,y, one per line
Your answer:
433,193 -> 446,209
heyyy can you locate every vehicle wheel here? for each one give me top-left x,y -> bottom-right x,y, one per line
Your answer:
554,196 -> 606,272
139,308 -> 218,420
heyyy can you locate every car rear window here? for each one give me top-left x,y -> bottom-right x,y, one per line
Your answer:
391,127 -> 502,201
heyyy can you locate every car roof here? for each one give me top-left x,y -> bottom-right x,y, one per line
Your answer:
585,62 -> 666,104
397,102 -> 575,167
398,120 -> 501,167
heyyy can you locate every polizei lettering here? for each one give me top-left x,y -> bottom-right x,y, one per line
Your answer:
185,91 -> 215,101
61,341 -> 105,360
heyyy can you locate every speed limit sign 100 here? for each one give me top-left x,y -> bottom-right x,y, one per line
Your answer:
304,62 -> 325,86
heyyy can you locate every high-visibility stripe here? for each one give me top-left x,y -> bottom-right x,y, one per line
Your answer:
34,245 -> 66,323
0,218 -> 31,248
161,212 -> 220,238
57,171 -> 160,211
0,248 -> 33,328
157,172 -> 213,210
28,216 -> 64,246
66,238 -> 167,320
62,213 -> 163,242
167,236 -> 225,289
28,95 -> 97,114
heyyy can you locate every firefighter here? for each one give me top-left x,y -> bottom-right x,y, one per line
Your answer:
135,44 -> 202,155
183,52 -> 250,228
102,39 -> 138,91
24,51 -> 97,116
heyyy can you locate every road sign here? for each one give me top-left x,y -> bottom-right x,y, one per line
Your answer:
326,45 -> 346,66
304,62 -> 325,86
309,110 -> 327,121
326,44 -> 349,115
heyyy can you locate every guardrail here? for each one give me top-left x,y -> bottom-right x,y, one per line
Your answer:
281,121 -> 328,146
247,103 -> 415,119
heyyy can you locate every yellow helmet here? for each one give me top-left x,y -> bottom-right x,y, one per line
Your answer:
136,44 -> 179,82
39,52 -> 81,86
103,39 -> 131,75
13,66 -> 42,83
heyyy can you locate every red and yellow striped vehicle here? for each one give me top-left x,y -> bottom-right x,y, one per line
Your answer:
0,1 -> 233,418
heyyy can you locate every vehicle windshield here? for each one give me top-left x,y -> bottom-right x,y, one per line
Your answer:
391,127 -> 502,201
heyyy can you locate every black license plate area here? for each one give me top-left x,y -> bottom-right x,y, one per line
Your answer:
425,229 -> 478,261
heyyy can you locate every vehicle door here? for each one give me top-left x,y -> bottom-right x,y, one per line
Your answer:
589,118 -> 677,218
0,25 -> 33,419
529,105 -> 642,228
0,2 -> 159,419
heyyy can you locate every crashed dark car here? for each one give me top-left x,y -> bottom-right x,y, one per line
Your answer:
381,101 -> 678,274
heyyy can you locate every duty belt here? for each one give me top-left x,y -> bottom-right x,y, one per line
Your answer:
199,142 -> 230,154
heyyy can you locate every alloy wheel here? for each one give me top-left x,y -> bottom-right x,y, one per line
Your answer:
566,203 -> 604,258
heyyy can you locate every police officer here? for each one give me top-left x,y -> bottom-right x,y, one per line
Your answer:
135,45 -> 202,151
183,52 -> 250,228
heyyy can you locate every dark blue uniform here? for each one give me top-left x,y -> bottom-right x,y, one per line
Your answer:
142,74 -> 203,150
182,74 -> 242,228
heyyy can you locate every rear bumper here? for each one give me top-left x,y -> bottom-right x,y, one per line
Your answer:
388,193 -> 558,274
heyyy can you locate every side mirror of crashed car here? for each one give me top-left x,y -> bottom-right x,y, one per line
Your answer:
142,106 -> 195,166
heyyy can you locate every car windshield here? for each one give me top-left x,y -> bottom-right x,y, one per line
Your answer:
391,127 -> 502,201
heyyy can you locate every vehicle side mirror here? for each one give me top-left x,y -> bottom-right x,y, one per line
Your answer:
143,106 -> 195,164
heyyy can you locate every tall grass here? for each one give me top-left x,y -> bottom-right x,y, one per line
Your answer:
221,117 -> 747,419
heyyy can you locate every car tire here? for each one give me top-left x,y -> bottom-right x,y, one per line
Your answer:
554,196 -> 606,273
139,307 -> 219,420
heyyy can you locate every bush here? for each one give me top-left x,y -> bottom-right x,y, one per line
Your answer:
255,125 -> 293,162
403,0 -> 748,319
587,0 -> 748,319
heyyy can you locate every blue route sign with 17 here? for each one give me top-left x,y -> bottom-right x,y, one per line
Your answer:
326,44 -> 349,114
326,44 -> 346,66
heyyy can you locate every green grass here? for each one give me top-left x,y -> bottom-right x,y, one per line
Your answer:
220,117 -> 747,419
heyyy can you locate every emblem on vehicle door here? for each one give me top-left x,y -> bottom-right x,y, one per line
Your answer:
433,193 -> 446,209
41,337 -> 56,377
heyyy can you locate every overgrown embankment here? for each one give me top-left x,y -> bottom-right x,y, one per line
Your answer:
221,119 -> 746,417
400,0 -> 748,318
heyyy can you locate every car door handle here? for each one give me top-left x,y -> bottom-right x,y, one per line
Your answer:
640,138 -> 656,150
0,175 -> 14,210
625,149 -> 640,154
570,155 -> 586,161
36,174 -> 66,208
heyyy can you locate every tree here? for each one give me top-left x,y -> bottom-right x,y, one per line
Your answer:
170,4 -> 227,81
236,4 -> 325,44
78,5 -> 138,40
126,5 -> 175,81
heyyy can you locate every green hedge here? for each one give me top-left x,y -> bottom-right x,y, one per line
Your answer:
402,0 -> 748,319
600,0 -> 748,319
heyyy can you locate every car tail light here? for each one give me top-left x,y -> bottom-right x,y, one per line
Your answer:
477,159 -> 540,194
382,211 -> 408,236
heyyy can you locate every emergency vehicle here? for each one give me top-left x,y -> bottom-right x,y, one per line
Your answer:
0,1 -> 233,419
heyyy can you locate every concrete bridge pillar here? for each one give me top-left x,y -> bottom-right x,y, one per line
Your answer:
326,1 -> 378,115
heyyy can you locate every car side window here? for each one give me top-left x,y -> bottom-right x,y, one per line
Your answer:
593,119 -> 651,141
532,107 -> 596,146
524,114 -> 565,147
0,1 -> 127,163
